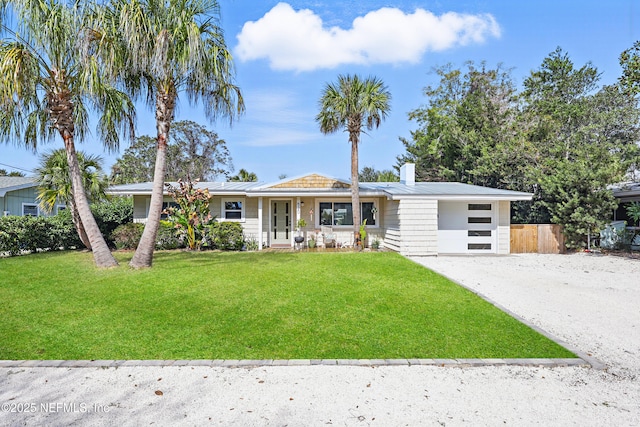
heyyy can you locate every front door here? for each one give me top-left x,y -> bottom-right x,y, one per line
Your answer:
271,200 -> 291,246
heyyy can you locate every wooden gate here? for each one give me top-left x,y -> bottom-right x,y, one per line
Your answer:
510,224 -> 565,254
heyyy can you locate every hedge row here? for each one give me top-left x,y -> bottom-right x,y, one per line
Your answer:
1,197 -> 246,256
111,221 -> 245,251
0,198 -> 133,256
0,215 -> 80,256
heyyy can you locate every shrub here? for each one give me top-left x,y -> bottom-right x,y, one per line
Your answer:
207,222 -> 243,251
91,197 -> 133,245
156,220 -> 185,250
244,235 -> 260,251
49,209 -> 83,249
111,223 -> 145,250
0,214 -> 80,256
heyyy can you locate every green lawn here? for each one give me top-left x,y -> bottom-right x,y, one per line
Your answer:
0,250 -> 575,360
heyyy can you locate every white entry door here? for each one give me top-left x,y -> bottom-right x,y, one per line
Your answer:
271,200 -> 291,246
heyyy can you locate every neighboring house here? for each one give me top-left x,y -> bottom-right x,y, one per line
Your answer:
107,164 -> 532,255
0,176 -> 63,217
611,181 -> 640,224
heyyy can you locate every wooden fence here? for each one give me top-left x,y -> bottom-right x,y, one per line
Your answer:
510,224 -> 565,254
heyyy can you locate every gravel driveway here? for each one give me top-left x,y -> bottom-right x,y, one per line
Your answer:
1,253 -> 639,426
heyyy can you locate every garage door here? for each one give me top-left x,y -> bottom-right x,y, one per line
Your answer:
438,201 -> 496,254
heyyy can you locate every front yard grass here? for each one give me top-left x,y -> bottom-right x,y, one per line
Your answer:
0,250 -> 575,360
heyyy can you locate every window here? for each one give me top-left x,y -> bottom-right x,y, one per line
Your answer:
468,203 -> 492,211
468,217 -> 491,224
22,203 -> 39,217
222,199 -> 244,221
468,243 -> 492,250
319,201 -> 376,226
468,230 -> 492,237
161,202 -> 179,219
362,202 -> 376,225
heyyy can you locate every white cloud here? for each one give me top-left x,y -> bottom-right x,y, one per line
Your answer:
235,3 -> 501,72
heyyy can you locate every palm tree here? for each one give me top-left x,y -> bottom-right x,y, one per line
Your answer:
229,168 -> 257,182
36,149 -> 109,250
96,0 -> 244,268
316,74 -> 391,243
0,0 -> 135,267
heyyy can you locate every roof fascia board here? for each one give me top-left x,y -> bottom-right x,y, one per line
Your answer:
385,194 -> 533,201
245,190 -> 388,198
106,189 -> 249,197
0,182 -> 38,197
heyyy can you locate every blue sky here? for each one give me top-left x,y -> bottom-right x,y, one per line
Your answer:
1,0 -> 639,182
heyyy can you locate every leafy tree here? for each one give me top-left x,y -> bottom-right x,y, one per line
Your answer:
359,166 -> 399,182
94,0 -> 245,268
0,169 -> 26,177
317,74 -> 391,242
399,50 -> 640,247
0,0 -> 135,267
358,166 -> 378,182
522,48 -> 640,246
164,177 -> 212,250
627,202 -> 640,227
111,120 -> 233,183
110,136 -> 157,184
35,149 -> 109,249
377,170 -> 400,182
398,62 -> 524,188
229,169 -> 257,182
619,41 -> 640,96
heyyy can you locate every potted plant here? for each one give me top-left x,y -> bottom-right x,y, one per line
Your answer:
308,231 -> 317,248
371,237 -> 381,250
295,218 -> 306,244
358,219 -> 367,249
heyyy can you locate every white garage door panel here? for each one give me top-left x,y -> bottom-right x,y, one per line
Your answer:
438,201 -> 496,254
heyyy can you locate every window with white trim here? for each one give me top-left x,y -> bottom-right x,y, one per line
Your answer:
318,201 -> 376,226
161,201 -> 179,219
22,203 -> 39,217
222,198 -> 244,221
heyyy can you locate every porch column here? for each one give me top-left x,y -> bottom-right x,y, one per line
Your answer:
258,197 -> 263,250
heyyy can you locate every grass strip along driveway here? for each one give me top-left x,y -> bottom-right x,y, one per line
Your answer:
0,251 -> 575,360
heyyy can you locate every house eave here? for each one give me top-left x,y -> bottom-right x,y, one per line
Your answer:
245,190 -> 387,198
0,183 -> 38,197
105,189 -> 250,197
385,194 -> 533,201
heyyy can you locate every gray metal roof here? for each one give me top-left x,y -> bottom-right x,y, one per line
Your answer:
108,181 -> 262,195
361,182 -> 532,200
611,181 -> 640,201
0,176 -> 37,196
108,177 -> 532,201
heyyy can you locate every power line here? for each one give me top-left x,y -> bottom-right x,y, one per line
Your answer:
0,162 -> 34,173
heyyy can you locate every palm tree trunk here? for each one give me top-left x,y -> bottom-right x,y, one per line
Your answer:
350,133 -> 361,248
63,133 -> 118,267
68,196 -> 92,250
130,90 -> 175,268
